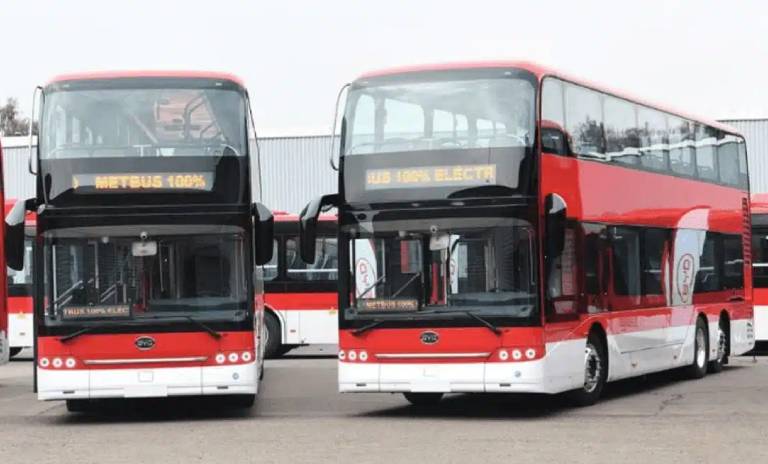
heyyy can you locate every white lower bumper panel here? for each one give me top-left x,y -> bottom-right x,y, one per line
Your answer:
754,306 -> 768,342
8,313 -> 33,348
38,362 -> 258,401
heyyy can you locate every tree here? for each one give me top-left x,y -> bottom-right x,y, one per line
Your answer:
0,98 -> 37,136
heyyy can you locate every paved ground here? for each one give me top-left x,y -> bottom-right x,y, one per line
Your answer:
1,348 -> 767,463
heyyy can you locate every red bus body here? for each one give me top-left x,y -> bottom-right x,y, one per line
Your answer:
751,193 -> 768,341
28,71 -> 266,406
0,141 -> 8,365
325,61 -> 754,403
263,212 -> 338,357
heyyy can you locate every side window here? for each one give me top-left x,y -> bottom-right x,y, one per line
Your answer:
638,107 -> 668,171
752,227 -> 768,288
604,96 -> 640,165
737,137 -> 749,188
565,84 -> 604,158
262,239 -> 279,281
286,237 -> 338,281
347,94 -> 376,154
718,134 -> 740,186
541,78 -> 568,155
694,233 -> 720,293
668,117 -> 696,177
643,229 -> 669,296
611,227 -> 641,297
695,124 -> 718,181
722,235 -> 744,290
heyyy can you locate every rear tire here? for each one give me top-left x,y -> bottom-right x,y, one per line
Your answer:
708,317 -> 728,374
264,312 -> 283,359
403,392 -> 443,407
566,331 -> 608,407
685,317 -> 709,379
9,347 -> 22,358
65,399 -> 90,413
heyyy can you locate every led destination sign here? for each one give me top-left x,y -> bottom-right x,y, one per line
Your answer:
72,172 -> 214,191
365,164 -> 496,190
61,305 -> 131,320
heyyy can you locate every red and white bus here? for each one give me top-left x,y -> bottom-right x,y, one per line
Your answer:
0,140 -> 9,365
751,193 -> 768,342
5,202 -> 34,358
5,71 -> 274,411
301,61 -> 755,406
263,212 -> 338,357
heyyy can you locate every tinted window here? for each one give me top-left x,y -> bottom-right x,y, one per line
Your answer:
611,227 -> 641,296
722,235 -> 744,290
669,117 -> 695,177
263,239 -> 279,281
286,237 -> 338,281
643,229 -> 668,295
604,96 -> 639,165
694,234 -> 720,293
753,227 -> 768,288
565,84 -> 604,158
638,107 -> 668,171
695,124 -> 718,181
737,137 -> 749,188
541,78 -> 568,155
718,135 -> 740,186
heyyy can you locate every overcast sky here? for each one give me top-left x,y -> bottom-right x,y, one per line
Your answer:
2,0 -> 766,136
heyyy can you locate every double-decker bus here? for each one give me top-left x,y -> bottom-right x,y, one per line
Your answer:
0,140 -> 8,366
751,193 -> 768,343
300,61 -> 755,406
5,202 -> 35,358
5,71 -> 274,411
262,212 -> 338,357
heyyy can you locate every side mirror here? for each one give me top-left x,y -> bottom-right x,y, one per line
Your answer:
252,202 -> 274,266
6,199 -> 34,271
545,193 -> 567,257
299,194 -> 338,264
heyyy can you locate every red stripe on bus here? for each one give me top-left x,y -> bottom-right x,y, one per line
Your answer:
9,296 -> 33,314
265,292 -> 337,310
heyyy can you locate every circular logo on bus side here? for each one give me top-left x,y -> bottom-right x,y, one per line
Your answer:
420,331 -> 439,345
135,336 -> 156,351
676,253 -> 695,304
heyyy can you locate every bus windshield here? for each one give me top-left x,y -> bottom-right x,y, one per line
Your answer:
344,70 -> 536,156
345,211 -> 537,320
42,226 -> 248,325
41,84 -> 247,159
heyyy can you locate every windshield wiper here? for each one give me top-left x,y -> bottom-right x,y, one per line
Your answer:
391,272 -> 421,298
463,311 -> 502,336
58,326 -> 100,343
352,320 -> 385,336
358,275 -> 385,299
183,316 -> 222,339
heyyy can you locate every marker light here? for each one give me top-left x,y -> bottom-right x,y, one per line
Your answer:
215,353 -> 226,364
241,351 -> 253,362
348,350 -> 357,361
512,350 -> 522,361
65,358 -> 76,368
52,358 -> 63,368
39,357 -> 50,368
499,350 -> 509,361
359,351 -> 368,362
338,350 -> 346,361
525,348 -> 536,360
228,353 -> 239,363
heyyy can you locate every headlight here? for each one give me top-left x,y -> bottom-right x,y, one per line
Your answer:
525,348 -> 536,360
348,350 -> 357,361
241,351 -> 253,362
215,353 -> 226,364
338,350 -> 346,361
52,358 -> 63,368
499,350 -> 509,361
39,357 -> 50,368
65,358 -> 76,368
512,350 -> 522,361
359,351 -> 368,362
228,353 -> 239,363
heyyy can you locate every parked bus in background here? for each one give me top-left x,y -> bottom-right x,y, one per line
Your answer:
751,193 -> 768,343
0,140 -> 9,365
5,202 -> 35,358
5,71 -> 274,411
263,212 -> 338,357
301,61 -> 755,406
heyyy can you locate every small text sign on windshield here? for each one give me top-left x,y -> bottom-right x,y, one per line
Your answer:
358,299 -> 419,312
72,172 -> 214,192
62,305 -> 131,320
365,164 -> 496,190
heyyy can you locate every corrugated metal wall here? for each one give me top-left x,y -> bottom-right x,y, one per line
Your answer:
720,119 -> 768,193
1,136 -> 339,212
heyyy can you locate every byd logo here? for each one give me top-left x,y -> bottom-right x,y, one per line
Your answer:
134,336 -> 156,351
420,331 -> 439,345
676,254 -> 695,304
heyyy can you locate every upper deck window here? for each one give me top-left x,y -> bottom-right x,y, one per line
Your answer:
41,79 -> 247,159
344,69 -> 536,156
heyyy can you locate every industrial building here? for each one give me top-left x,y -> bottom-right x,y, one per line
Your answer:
2,119 -> 767,210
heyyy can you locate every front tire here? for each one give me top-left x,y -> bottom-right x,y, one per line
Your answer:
403,392 -> 443,407
685,317 -> 709,379
264,312 -> 283,359
567,331 -> 608,407
9,347 -> 22,358
708,317 -> 728,374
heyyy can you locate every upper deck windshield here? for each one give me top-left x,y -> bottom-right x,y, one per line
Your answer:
41,79 -> 247,159
42,225 -> 249,327
344,69 -> 536,156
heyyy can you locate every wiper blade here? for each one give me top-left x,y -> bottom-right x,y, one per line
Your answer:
184,316 -> 222,339
464,311 -> 502,336
391,272 -> 421,298
58,326 -> 99,343
358,275 -> 385,299
352,320 -> 385,336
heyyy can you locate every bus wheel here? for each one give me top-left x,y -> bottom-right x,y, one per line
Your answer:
567,331 -> 607,407
9,347 -> 22,358
264,312 -> 283,359
228,394 -> 256,409
685,317 -> 709,379
403,392 -> 443,407
708,318 -> 728,374
65,399 -> 90,413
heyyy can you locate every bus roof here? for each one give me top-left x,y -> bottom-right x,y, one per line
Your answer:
752,194 -> 768,215
46,70 -> 245,87
356,60 -> 739,136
